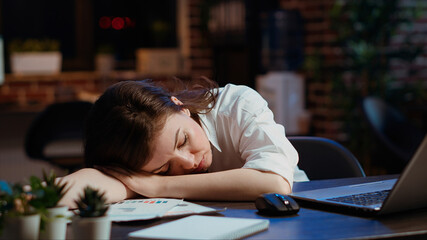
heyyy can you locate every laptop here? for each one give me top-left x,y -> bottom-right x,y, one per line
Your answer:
290,135 -> 427,216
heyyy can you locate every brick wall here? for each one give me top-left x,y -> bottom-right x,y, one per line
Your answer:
278,0 -> 342,140
0,0 -> 214,112
278,0 -> 427,142
0,71 -> 184,111
188,0 -> 213,78
1,0 -> 425,143
0,73 -> 110,111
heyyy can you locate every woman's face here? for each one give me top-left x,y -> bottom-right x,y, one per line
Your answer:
142,109 -> 213,176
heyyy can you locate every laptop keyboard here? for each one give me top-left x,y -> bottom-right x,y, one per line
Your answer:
327,190 -> 391,206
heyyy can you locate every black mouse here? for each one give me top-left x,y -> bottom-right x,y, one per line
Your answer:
255,193 -> 300,216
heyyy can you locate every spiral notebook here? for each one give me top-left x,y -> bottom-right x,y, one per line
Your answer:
128,215 -> 270,240
107,198 -> 225,222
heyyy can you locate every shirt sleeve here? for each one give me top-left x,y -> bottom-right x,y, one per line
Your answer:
226,87 -> 301,187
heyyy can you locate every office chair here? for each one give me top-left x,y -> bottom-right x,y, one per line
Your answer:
362,97 -> 425,172
24,101 -> 93,172
289,136 -> 366,180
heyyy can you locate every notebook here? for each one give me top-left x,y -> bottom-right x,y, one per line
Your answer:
291,135 -> 427,216
108,198 -> 225,222
128,215 -> 270,240
108,198 -> 183,221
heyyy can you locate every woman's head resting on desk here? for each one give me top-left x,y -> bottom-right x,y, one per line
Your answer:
84,78 -> 218,176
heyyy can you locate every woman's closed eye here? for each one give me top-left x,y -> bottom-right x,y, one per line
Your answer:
178,133 -> 188,149
154,163 -> 170,175
159,164 -> 170,175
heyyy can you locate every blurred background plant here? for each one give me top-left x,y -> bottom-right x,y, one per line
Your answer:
8,38 -> 60,53
0,182 -> 37,236
305,0 -> 425,173
96,43 -> 114,55
0,182 -> 37,235
0,183 -> 35,217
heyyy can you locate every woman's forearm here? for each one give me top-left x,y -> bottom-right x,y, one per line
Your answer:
152,169 -> 291,201
58,168 -> 136,208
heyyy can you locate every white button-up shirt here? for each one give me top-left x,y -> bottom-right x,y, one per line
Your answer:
198,84 -> 309,188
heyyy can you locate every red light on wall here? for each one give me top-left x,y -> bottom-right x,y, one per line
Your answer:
99,16 -> 134,30
112,17 -> 125,30
99,16 -> 111,29
125,17 -> 135,28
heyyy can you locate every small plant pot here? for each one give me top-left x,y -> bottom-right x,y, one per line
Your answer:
1,213 -> 41,240
71,215 -> 111,240
95,53 -> 115,74
10,52 -> 62,75
39,206 -> 69,240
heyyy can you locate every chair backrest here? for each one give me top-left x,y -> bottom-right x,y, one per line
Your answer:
289,136 -> 366,180
362,97 -> 425,164
24,101 -> 93,171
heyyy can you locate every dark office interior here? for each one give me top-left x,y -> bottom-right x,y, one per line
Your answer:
0,0 -> 426,181
2,1 -> 427,240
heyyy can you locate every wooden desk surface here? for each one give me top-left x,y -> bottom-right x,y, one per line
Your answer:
69,175 -> 427,239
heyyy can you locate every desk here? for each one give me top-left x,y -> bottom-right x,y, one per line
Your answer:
69,175 -> 427,239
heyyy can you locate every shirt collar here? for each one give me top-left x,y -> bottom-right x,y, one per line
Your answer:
198,114 -> 222,152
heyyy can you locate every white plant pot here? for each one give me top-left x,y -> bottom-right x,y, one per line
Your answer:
71,215 -> 111,240
10,52 -> 62,75
95,54 -> 115,74
1,213 -> 41,240
39,206 -> 68,240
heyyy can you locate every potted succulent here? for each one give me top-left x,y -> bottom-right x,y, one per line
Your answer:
8,38 -> 62,75
72,186 -> 111,240
29,170 -> 69,240
0,182 -> 40,240
95,44 -> 115,74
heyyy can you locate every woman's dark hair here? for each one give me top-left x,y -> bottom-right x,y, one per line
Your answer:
84,77 -> 218,173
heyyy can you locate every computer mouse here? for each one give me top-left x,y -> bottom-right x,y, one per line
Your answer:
255,193 -> 300,216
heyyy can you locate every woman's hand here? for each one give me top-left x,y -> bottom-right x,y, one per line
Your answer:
102,168 -> 164,198
58,168 -> 135,208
